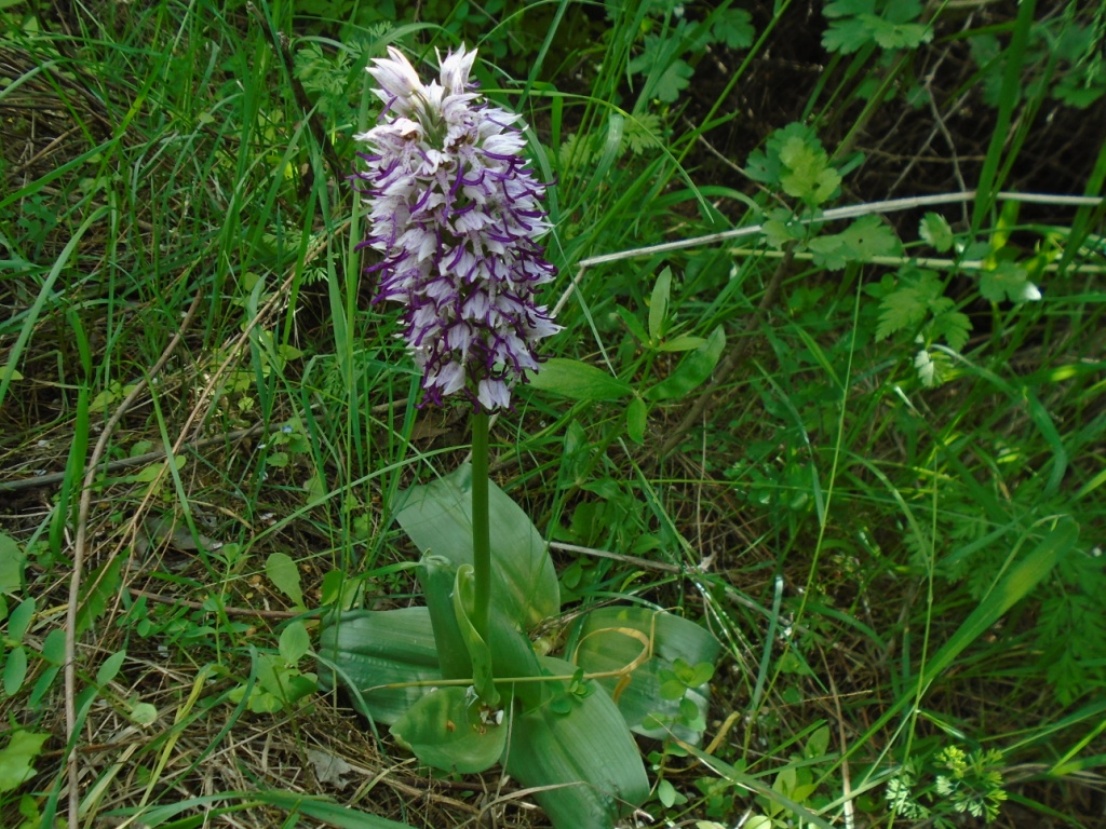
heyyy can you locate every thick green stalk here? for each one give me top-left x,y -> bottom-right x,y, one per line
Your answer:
471,411 -> 492,649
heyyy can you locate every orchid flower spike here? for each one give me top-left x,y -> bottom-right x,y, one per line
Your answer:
355,45 -> 559,412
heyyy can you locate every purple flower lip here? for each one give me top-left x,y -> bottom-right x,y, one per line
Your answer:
355,45 -> 559,413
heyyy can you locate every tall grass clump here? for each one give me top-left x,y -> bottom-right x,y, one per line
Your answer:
0,1 -> 1103,828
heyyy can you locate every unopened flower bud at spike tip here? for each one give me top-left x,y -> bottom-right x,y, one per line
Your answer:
355,45 -> 560,412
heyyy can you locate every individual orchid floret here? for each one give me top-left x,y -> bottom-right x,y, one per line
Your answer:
355,45 -> 559,412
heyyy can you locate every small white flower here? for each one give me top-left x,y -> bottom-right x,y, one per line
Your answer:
1020,281 -> 1042,301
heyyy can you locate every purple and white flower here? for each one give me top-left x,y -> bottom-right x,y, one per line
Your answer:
355,45 -> 559,412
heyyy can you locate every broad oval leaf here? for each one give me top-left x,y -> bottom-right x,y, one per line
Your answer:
503,656 -> 649,829
316,608 -> 441,725
572,606 -> 722,744
392,686 -> 507,774
394,464 -> 559,628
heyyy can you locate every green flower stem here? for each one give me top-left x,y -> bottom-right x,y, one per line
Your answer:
471,412 -> 492,653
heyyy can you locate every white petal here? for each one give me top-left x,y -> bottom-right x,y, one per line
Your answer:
439,47 -> 477,94
477,378 -> 511,410
368,48 -> 424,99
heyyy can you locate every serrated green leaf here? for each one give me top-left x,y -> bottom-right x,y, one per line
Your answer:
0,532 -> 24,593
530,358 -> 633,401
932,311 -> 972,351
875,269 -> 944,340
0,731 -> 48,793
779,136 -> 841,205
652,59 -> 693,103
822,17 -> 872,54
863,14 -> 931,50
920,211 -> 954,252
824,0 -> 874,17
839,215 -> 900,258
266,552 -> 306,611
808,235 -> 850,270
980,261 -> 1035,303
712,8 -> 754,49
279,620 -> 311,664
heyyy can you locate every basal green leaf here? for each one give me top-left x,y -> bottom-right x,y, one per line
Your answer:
452,565 -> 499,707
317,608 -> 441,725
504,656 -> 649,829
418,556 -> 473,680
394,464 -> 559,628
392,686 -> 506,774
572,606 -> 722,744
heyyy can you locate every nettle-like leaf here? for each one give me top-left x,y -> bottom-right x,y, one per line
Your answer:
711,8 -> 754,50
876,268 -> 957,342
823,0 -> 931,54
980,261 -> 1041,304
919,211 -> 954,252
747,124 -> 841,206
649,58 -> 694,104
809,215 -> 901,269
778,136 -> 841,205
628,28 -> 695,105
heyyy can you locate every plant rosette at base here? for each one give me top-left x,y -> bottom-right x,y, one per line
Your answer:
318,466 -> 722,829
